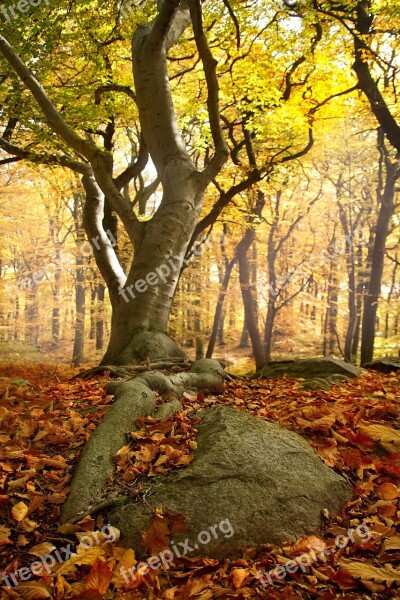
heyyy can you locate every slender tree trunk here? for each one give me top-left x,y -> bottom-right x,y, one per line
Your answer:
239,325 -> 249,348
206,256 -> 236,358
361,135 -> 399,365
96,282 -> 105,350
237,194 -> 265,370
324,275 -> 338,356
264,298 -> 276,363
14,296 -> 19,341
72,259 -> 85,366
51,260 -> 61,350
25,287 -> 39,345
89,286 -> 96,340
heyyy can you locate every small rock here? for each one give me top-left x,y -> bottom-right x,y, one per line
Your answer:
301,378 -> 330,390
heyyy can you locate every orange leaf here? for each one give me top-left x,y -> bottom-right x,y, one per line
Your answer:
85,558 -> 112,595
341,448 -> 364,469
287,535 -> 326,556
141,508 -> 170,554
231,567 -> 250,589
376,483 -> 399,500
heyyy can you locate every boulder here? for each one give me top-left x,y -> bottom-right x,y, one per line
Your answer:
109,406 -> 352,559
364,358 -> 400,373
257,357 -> 360,380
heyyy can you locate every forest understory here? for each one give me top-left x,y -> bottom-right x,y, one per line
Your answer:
0,362 -> 399,600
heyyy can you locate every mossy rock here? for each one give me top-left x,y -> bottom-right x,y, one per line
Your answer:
257,357 -> 360,380
109,406 -> 352,559
301,378 -> 331,391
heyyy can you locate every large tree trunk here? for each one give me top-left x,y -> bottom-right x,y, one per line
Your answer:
360,134 -> 399,365
85,1 -> 227,366
99,171 -> 204,364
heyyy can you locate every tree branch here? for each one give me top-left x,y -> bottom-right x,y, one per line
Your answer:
82,173 -> 127,300
0,136 -> 89,174
113,137 -> 149,190
189,0 -> 228,186
94,84 -> 136,105
0,35 -> 96,161
148,0 -> 182,51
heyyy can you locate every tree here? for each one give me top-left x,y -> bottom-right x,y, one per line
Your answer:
0,1 -> 229,365
312,0 -> 400,152
360,130 -> 400,364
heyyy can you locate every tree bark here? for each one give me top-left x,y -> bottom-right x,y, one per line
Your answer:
237,194 -> 265,370
206,255 -> 237,358
360,133 -> 399,365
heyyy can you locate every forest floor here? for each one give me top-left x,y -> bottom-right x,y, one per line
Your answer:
0,363 -> 399,599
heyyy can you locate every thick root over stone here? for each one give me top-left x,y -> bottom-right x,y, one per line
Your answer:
60,358 -> 225,524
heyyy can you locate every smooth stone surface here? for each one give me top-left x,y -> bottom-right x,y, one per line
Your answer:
257,357 -> 360,380
109,405 -> 352,559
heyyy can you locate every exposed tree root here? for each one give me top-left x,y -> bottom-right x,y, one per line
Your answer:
61,358 -> 225,524
71,358 -> 191,381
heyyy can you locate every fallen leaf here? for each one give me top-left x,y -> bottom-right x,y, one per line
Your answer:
141,508 -> 170,554
376,482 -> 399,500
28,542 -> 56,558
339,558 -> 400,588
359,424 -> 400,452
231,567 -> 250,589
85,558 -> 113,595
11,501 -> 29,522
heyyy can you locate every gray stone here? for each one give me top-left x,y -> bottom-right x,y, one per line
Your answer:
301,378 -> 330,390
364,358 -> 400,373
109,406 -> 352,559
257,357 -> 360,380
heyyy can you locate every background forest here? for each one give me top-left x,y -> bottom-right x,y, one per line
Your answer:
0,0 -> 399,371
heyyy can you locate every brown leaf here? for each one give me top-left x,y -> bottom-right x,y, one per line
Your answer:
85,558 -> 113,595
231,567 -> 250,589
0,525 -> 12,545
141,507 -> 170,554
286,535 -> 326,556
28,542 -> 56,557
338,558 -> 400,588
359,424 -> 400,452
14,581 -> 52,599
